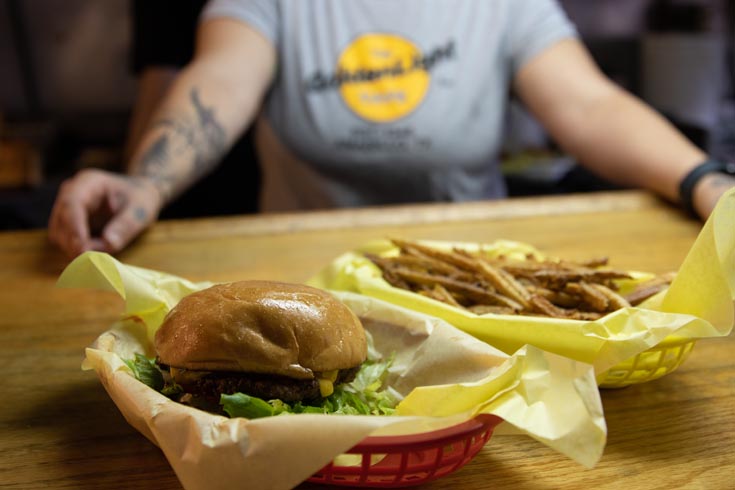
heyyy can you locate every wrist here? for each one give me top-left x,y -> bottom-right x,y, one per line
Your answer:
130,175 -> 167,214
678,159 -> 735,217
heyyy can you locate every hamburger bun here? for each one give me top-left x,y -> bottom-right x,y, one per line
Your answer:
154,280 -> 367,403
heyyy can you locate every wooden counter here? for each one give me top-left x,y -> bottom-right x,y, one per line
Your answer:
1,190 -> 732,489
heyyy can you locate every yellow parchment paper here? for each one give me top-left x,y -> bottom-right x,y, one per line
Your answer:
309,188 -> 735,375
60,253 -> 606,490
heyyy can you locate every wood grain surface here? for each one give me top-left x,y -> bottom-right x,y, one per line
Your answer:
1,190 -> 732,490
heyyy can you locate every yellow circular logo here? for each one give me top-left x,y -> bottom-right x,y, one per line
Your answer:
337,34 -> 430,122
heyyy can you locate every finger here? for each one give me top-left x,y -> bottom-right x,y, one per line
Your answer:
51,170 -> 117,257
101,202 -> 153,253
86,236 -> 109,253
48,186 -> 92,257
106,188 -> 130,214
47,194 -> 64,249
48,182 -> 70,251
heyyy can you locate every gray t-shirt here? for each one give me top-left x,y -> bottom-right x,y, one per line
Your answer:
202,0 -> 576,211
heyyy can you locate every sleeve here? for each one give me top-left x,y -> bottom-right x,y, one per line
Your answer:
505,0 -> 578,75
200,0 -> 280,47
130,0 -> 209,74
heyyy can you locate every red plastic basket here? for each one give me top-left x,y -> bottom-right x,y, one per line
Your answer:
308,414 -> 503,488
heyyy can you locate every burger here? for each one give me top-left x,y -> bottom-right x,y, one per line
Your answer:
153,280 -> 368,411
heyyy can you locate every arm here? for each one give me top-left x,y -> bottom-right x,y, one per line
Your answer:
48,18 -> 276,257
128,17 -> 275,206
513,38 -> 733,219
123,67 -> 180,164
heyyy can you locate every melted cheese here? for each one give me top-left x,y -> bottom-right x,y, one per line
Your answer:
318,378 -> 334,397
317,370 -> 339,397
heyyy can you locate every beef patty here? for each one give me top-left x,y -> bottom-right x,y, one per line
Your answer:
169,365 -> 361,403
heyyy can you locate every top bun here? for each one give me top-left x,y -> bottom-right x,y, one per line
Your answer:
154,280 -> 367,379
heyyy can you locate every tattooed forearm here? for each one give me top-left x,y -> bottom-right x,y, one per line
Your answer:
137,134 -> 178,200
135,87 -> 228,202
191,88 -> 227,171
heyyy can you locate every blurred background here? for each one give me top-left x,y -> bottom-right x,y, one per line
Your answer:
1,0 -> 734,229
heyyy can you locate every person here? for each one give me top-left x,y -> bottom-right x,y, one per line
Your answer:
48,0 -> 735,258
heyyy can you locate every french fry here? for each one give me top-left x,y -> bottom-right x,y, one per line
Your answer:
391,239 -> 478,272
419,284 -> 464,308
390,267 -> 522,310
624,272 -> 677,305
565,282 -> 610,312
365,239 -> 674,320
473,259 -> 532,309
589,283 -> 631,310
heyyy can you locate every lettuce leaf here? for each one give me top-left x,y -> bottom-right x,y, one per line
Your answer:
123,353 -> 164,392
220,356 -> 397,419
125,352 -> 397,419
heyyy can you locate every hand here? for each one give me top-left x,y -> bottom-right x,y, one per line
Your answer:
48,168 -> 163,258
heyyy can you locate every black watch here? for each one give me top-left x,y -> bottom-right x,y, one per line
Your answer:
678,159 -> 735,216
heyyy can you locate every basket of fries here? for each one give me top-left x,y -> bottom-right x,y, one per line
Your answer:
310,233 -> 733,387
598,335 -> 696,388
